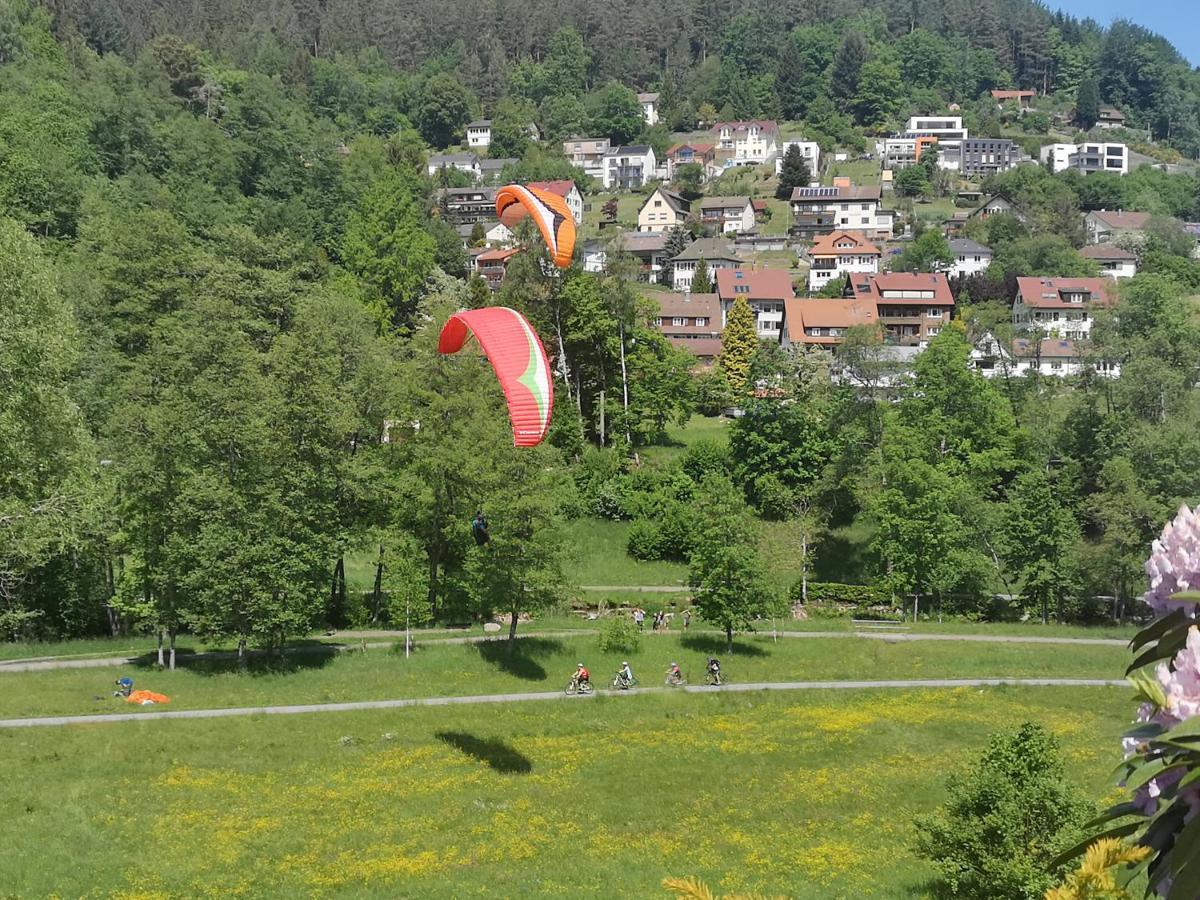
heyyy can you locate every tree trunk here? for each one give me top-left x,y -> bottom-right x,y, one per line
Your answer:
598,389 -> 606,446
726,625 -> 733,654
427,547 -> 441,618
237,637 -> 247,672
618,321 -> 631,444
169,627 -> 177,671
507,609 -> 519,651
372,548 -> 384,623
1041,594 -> 1048,625
329,556 -> 346,628
913,592 -> 920,622
157,627 -> 164,667
801,535 -> 809,602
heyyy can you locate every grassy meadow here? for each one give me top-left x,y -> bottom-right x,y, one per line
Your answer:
0,630 -> 1128,721
1,686 -> 1131,897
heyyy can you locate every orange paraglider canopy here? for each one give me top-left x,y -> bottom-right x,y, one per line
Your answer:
495,184 -> 576,269
125,690 -> 170,705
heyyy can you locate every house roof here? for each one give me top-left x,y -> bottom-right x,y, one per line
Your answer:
479,157 -> 517,172
715,267 -> 794,301
476,247 -> 521,264
673,237 -> 743,263
1089,210 -> 1151,231
791,184 -> 881,203
699,196 -> 752,211
1098,106 -> 1126,121
1016,277 -> 1117,309
667,142 -> 715,157
751,200 -> 768,213
810,230 -> 881,257
991,90 -> 1036,100
439,187 -> 496,200
637,92 -> 660,103
467,119 -> 492,128
1079,243 -> 1137,261
654,291 -> 721,323
968,193 -> 1023,219
784,297 -> 877,345
527,180 -> 578,197
607,145 -> 652,156
1012,338 -> 1080,359
616,231 -> 669,254
669,336 -> 724,359
711,120 -> 781,137
948,238 -> 993,255
641,188 -> 690,216
430,152 -> 478,165
849,272 -> 954,306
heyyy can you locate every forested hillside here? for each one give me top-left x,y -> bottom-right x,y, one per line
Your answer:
37,0 -> 1200,154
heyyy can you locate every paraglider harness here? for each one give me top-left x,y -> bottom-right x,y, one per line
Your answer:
471,511 -> 491,546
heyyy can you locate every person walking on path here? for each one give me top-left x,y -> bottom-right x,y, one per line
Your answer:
682,609 -> 691,630
633,608 -> 645,631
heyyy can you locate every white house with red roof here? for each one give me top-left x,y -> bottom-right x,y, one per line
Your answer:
845,272 -> 954,347
807,231 -> 881,291
715,267 -> 795,341
1013,276 -> 1116,340
525,180 -> 584,224
649,291 -> 723,365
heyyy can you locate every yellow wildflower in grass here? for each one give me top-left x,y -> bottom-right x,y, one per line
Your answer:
1044,838 -> 1149,900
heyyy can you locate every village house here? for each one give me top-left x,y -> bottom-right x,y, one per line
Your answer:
991,89 -> 1037,109
972,335 -> 1120,379
466,120 -> 492,149
437,187 -> 496,224
475,247 -> 521,290
1043,142 -> 1129,175
775,140 -> 821,179
715,267 -> 794,341
1085,209 -> 1151,244
782,296 -> 879,349
563,137 -> 611,180
1096,106 -> 1127,130
806,230 -> 881,292
845,272 -> 954,347
943,139 -> 1021,177
637,187 -> 691,233
711,120 -> 781,167
527,180 -> 584,224
946,192 -> 1027,234
947,238 -> 993,279
699,196 -> 755,234
478,157 -> 517,183
1079,243 -> 1138,279
1013,276 -> 1117,340
602,145 -> 656,189
878,135 -> 939,170
671,237 -> 744,291
883,116 -> 968,170
650,291 -> 723,365
637,92 -> 660,126
427,152 -> 480,179
791,178 -> 892,241
455,220 -> 513,248
664,142 -> 718,181
582,232 -> 673,282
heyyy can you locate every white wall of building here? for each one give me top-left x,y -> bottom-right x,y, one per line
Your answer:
948,251 -> 992,279
807,256 -> 878,292
776,141 -> 820,177
466,124 -> 491,149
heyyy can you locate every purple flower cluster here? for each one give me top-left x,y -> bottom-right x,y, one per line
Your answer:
1144,504 -> 1200,617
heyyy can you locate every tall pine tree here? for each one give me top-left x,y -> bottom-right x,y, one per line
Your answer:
719,296 -> 758,398
776,144 -> 812,200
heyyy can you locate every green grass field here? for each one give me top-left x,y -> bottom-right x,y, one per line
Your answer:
0,686 -> 1131,897
0,630 -> 1129,721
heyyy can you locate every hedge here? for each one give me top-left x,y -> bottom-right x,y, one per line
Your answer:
788,581 -> 887,604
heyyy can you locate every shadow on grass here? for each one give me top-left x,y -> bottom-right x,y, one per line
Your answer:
129,640 -> 340,676
436,731 -> 533,774
473,637 -> 567,681
679,633 -> 769,657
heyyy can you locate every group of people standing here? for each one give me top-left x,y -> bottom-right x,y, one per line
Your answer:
631,607 -> 691,632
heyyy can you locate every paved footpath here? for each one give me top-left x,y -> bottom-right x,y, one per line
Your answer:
0,678 -> 1125,729
0,628 -> 1128,674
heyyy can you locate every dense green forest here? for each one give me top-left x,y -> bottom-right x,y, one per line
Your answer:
29,0 -> 1200,155
2,0 -> 1200,648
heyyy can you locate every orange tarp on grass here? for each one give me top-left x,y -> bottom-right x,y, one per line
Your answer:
125,690 -> 170,705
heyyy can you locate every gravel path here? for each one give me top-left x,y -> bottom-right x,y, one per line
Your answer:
0,628 -> 1128,673
0,678 -> 1125,729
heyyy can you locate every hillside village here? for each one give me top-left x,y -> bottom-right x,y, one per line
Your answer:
432,95 -> 1199,383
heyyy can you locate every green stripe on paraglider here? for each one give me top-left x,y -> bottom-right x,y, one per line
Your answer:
515,318 -> 549,430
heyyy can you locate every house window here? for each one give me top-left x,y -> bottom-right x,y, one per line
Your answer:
696,317 -> 708,326
926,308 -> 942,317
927,326 -> 941,337
653,317 -> 662,326
672,317 -> 686,327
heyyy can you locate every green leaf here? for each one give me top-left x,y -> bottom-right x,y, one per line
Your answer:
1125,758 -> 1184,794
1129,626 -> 1190,675
1049,821 -> 1144,869
1169,813 -> 1200,876
1131,608 -> 1190,653
1129,667 -> 1169,708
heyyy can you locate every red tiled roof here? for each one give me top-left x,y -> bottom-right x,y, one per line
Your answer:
476,247 -> 521,264
810,230 -> 881,257
526,179 -> 577,197
715,267 -> 795,301
1016,277 -> 1117,309
666,142 -> 715,157
1012,338 -> 1079,359
849,272 -> 954,306
784,297 -> 877,345
991,90 -> 1036,100
711,120 -> 780,136
1079,244 -> 1137,261
669,336 -> 724,359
